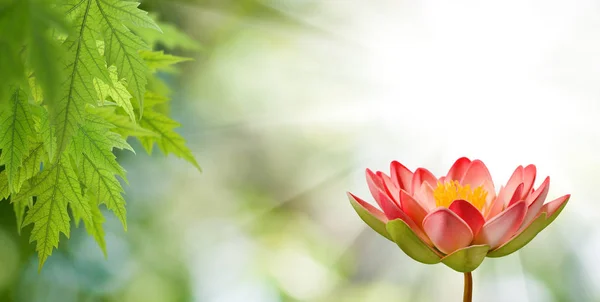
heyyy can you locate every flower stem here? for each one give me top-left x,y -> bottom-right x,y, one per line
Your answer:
463,272 -> 473,302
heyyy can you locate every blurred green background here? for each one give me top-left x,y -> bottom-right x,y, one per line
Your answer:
0,0 -> 597,301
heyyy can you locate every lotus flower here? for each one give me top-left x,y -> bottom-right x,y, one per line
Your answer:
348,157 -> 569,272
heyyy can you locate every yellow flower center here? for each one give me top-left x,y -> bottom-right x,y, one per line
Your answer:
433,180 -> 488,210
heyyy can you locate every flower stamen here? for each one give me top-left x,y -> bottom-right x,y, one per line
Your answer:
433,180 -> 488,210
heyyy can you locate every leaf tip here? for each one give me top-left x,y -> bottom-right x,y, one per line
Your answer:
193,161 -> 202,173
37,255 -> 48,272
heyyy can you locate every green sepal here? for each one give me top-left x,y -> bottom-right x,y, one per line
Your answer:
487,196 -> 569,258
386,219 -> 441,264
348,193 -> 391,241
441,244 -> 489,272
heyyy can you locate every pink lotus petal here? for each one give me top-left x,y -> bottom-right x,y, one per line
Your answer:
415,182 -> 437,211
526,176 -> 550,206
474,201 -> 527,249
485,185 -> 505,219
507,183 -> 524,207
423,208 -> 474,254
366,169 -> 391,209
486,179 -> 525,220
519,177 -> 550,229
522,164 -> 537,199
504,166 -> 525,198
400,190 -> 429,226
446,157 -> 472,182
460,160 -> 496,205
347,192 -> 389,223
391,161 -> 413,192
411,168 -> 438,195
379,171 -> 400,203
493,194 -> 569,254
366,169 -> 409,221
542,194 -> 570,217
374,189 -> 406,221
449,199 -> 485,236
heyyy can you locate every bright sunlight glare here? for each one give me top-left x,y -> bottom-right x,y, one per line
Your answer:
170,0 -> 600,301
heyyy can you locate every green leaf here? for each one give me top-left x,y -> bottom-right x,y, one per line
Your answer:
96,0 -> 160,31
139,50 -> 192,72
13,196 -> 32,235
441,244 -> 489,272
0,172 -> 9,200
138,110 -> 200,171
69,188 -> 106,256
347,193 -> 391,240
52,0 -> 112,155
0,1 -> 27,105
0,0 -> 201,269
145,76 -> 171,103
28,76 -> 44,105
94,0 -> 156,115
70,114 -> 132,229
34,106 -> 56,160
0,44 -> 24,108
22,159 -> 86,269
0,88 -> 35,193
13,142 -> 46,194
135,19 -> 201,51
85,192 -> 107,256
89,106 -> 157,137
386,219 -> 441,264
143,91 -> 169,109
26,1 -> 67,106
94,65 -> 136,121
0,170 -> 25,232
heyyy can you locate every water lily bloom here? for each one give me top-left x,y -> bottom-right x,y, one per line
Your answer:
348,157 -> 569,272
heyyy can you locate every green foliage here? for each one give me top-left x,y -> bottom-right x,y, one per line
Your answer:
0,88 -> 35,193
0,0 -> 200,268
140,50 -> 192,73
135,18 -> 202,51
139,108 -> 201,171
